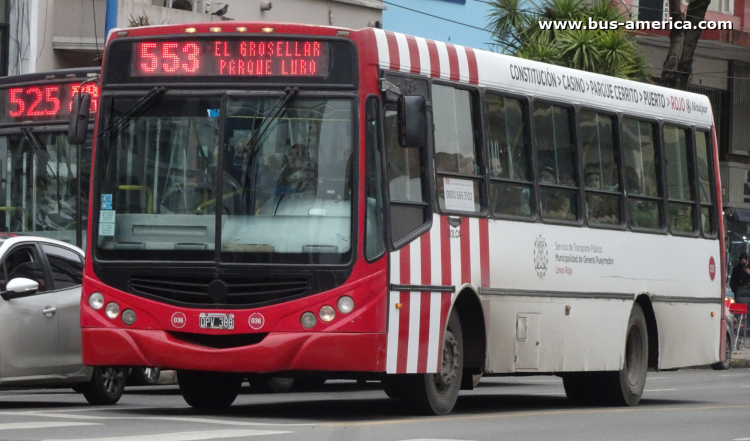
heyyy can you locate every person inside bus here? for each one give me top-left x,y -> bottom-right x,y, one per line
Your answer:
545,192 -> 574,220
730,252 -> 750,295
540,166 -> 556,185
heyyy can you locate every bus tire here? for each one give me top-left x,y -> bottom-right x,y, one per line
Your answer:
711,333 -> 732,371
602,303 -> 649,406
178,370 -> 242,409
403,312 -> 463,415
82,367 -> 126,405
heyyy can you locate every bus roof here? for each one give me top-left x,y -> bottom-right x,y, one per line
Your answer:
368,28 -> 713,128
99,22 -> 713,127
0,67 -> 99,88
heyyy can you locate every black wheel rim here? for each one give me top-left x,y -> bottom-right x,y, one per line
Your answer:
434,330 -> 460,393
625,324 -> 644,386
101,368 -> 125,395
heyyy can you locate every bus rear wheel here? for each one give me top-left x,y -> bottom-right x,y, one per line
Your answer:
602,303 -> 649,406
403,312 -> 463,415
178,370 -> 242,409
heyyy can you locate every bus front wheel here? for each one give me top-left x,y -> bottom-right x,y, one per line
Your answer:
403,312 -> 463,415
178,370 -> 242,409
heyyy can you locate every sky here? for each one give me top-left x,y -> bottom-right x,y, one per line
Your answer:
381,0 -> 495,51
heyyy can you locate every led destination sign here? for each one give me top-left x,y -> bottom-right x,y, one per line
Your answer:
132,40 -> 330,78
0,83 -> 99,124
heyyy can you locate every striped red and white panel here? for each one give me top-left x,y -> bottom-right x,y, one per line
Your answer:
371,29 -> 479,86
386,214 -> 490,374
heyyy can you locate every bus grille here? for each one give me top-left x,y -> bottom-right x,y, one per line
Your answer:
130,275 -> 309,306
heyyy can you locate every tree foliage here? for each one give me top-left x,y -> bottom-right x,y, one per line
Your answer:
487,0 -> 650,81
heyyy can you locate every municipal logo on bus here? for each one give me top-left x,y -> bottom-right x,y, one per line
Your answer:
171,312 -> 187,329
248,313 -> 265,330
709,256 -> 716,281
534,235 -> 548,280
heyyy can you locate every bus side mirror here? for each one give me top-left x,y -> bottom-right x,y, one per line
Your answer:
68,92 -> 91,145
398,95 -> 427,149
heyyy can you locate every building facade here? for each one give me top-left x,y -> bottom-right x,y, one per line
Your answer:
621,0 -> 750,273
4,0 -> 384,75
382,0 -> 493,50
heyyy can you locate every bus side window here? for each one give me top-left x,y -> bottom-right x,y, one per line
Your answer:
664,125 -> 696,234
485,93 -> 532,218
695,130 -> 716,237
432,84 -> 484,214
534,102 -> 578,222
365,97 -> 385,260
622,118 -> 662,230
580,110 -> 621,226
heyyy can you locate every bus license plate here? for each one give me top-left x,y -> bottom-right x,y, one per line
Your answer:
199,313 -> 235,330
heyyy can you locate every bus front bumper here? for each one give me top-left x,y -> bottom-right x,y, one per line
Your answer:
82,328 -> 387,373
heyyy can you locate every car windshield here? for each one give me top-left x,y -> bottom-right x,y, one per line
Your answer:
95,95 -> 354,264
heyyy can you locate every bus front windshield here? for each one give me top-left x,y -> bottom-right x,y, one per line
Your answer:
96,95 -> 354,264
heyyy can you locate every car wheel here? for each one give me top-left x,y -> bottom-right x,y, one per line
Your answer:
712,333 -> 732,370
178,370 -> 242,409
128,367 -> 161,386
82,367 -> 126,405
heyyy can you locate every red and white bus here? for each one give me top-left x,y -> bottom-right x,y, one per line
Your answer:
75,22 -> 724,414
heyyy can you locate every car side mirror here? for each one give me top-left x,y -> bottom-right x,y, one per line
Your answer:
397,95 -> 427,149
68,92 -> 91,145
1,277 -> 39,300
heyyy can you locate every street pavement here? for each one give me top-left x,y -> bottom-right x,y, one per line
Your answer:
0,369 -> 748,441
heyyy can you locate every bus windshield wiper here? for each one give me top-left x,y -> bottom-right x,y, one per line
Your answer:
98,86 -> 167,139
239,87 -> 299,190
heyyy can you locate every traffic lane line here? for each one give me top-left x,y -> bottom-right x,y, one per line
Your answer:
42,429 -> 291,441
0,421 -> 101,430
0,411 -> 315,427
320,404 -> 750,427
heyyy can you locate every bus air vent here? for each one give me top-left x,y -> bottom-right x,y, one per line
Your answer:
130,275 -> 309,306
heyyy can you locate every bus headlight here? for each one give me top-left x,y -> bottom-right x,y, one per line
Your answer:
105,302 -> 120,319
337,296 -> 354,314
319,305 -> 335,322
122,309 -> 137,325
301,312 -> 317,329
89,292 -> 104,310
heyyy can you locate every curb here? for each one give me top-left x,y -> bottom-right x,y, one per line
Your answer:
731,358 -> 750,369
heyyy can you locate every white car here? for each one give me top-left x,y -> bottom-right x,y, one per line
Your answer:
0,235 -> 125,404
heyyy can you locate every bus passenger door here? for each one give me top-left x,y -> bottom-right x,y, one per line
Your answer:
381,74 -> 432,247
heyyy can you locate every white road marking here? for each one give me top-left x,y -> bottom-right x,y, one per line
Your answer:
43,429 -> 291,441
647,377 -> 668,380
0,393 -> 78,399
400,439 -> 476,441
0,411 -> 313,427
722,373 -> 750,377
644,389 -> 679,392
732,438 -> 750,441
0,422 -> 100,430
